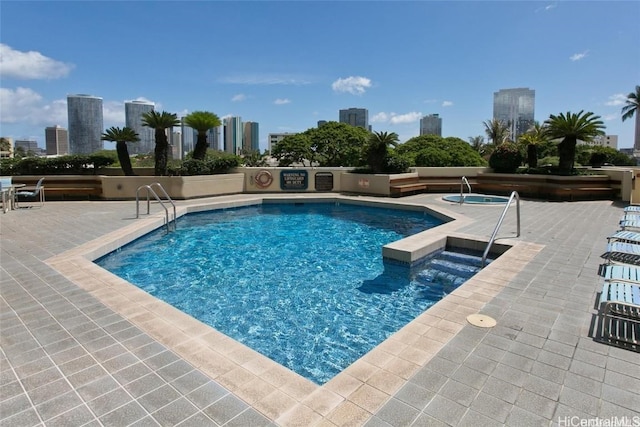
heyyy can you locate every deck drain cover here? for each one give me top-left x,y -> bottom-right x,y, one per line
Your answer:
467,314 -> 496,328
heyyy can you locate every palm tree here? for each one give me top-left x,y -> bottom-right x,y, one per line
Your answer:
101,127 -> 140,176
141,111 -> 180,176
544,110 -> 605,173
468,135 -> 488,156
483,118 -> 511,145
621,85 -> 640,150
183,111 -> 222,160
519,121 -> 548,169
367,131 -> 399,173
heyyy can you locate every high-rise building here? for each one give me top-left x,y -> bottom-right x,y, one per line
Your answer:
45,125 -> 69,155
493,88 -> 535,140
243,122 -> 259,153
223,116 -> 243,155
420,114 -> 442,137
180,119 -> 196,158
339,108 -> 370,130
125,100 -> 155,155
15,140 -> 40,155
206,126 -> 222,151
67,94 -> 103,154
268,132 -> 297,154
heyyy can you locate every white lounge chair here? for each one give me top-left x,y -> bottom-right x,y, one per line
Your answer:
624,205 -> 640,213
599,281 -> 640,347
14,177 -> 45,208
602,241 -> 640,266
608,230 -> 640,245
619,214 -> 640,231
598,263 -> 640,282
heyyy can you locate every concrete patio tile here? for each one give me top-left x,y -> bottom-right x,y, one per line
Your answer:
137,384 -> 181,413
422,394 -> 467,426
185,381 -> 229,410
202,393 -> 250,425
34,390 -> 83,421
151,397 -> 199,426
45,405 -> 95,427
374,398 -> 420,426
99,401 -> 148,426
515,389 -> 558,420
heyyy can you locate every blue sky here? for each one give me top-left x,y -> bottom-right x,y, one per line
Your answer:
1,1 -> 639,151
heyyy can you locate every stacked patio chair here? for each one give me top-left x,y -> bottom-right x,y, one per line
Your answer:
597,206 -> 640,350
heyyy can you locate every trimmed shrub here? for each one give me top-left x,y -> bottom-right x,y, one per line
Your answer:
489,143 -> 523,173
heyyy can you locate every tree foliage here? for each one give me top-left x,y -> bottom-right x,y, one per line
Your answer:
621,85 -> 639,122
366,131 -> 399,173
141,110 -> 180,176
483,118 -> 511,145
271,122 -> 369,167
544,110 -> 605,174
101,126 -> 139,176
395,135 -> 486,167
183,111 -> 222,160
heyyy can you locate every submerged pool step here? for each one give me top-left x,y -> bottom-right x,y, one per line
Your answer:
412,250 -> 489,288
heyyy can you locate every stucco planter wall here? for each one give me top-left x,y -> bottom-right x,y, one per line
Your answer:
340,173 -> 397,196
101,174 -> 244,200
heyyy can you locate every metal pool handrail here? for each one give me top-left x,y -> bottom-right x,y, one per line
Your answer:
482,191 -> 520,267
135,183 -> 177,232
460,176 -> 472,204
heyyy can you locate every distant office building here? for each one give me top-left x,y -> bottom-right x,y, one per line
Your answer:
317,120 -> 327,128
493,88 -> 535,140
180,119 -> 196,158
67,94 -> 103,154
206,126 -> 222,151
243,122 -> 259,153
339,108 -> 370,131
45,125 -> 69,155
420,114 -> 442,137
268,132 -> 297,154
223,116 -> 243,155
579,134 -> 618,149
125,100 -> 155,155
15,140 -> 40,154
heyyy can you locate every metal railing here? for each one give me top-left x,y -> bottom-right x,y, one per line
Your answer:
482,191 -> 520,267
135,183 -> 177,232
460,176 -> 472,204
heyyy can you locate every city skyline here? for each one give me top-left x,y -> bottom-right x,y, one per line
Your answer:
1,2 -> 638,151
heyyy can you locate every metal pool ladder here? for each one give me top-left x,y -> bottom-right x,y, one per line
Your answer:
460,176 -> 472,204
481,191 -> 520,267
136,183 -> 177,232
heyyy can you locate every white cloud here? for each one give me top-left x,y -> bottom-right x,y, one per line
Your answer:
605,93 -> 626,107
390,112 -> 422,124
570,50 -> 589,61
370,112 -> 389,123
371,111 -> 422,125
0,87 -> 66,125
274,98 -> 291,105
0,44 -> 74,79
603,114 -> 618,121
442,101 -> 453,107
545,3 -> 556,10
231,94 -> 246,102
220,74 -> 311,85
331,76 -> 372,95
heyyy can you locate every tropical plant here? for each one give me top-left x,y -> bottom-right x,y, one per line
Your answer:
241,149 -> 268,167
367,131 -> 399,173
544,111 -> 605,174
183,111 -> 222,160
518,121 -> 548,169
621,85 -> 640,149
141,111 -> 180,176
396,135 -> 486,167
483,118 -> 511,145
468,135 -> 487,155
489,142 -> 523,173
101,127 -> 140,176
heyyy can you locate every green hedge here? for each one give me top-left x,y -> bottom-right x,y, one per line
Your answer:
1,154 -> 115,175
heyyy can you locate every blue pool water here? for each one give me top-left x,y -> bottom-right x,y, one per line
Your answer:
443,194 -> 510,204
97,202 -> 484,384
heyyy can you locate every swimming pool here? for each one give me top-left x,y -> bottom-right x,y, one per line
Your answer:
443,194 -> 511,204
96,202 -> 483,384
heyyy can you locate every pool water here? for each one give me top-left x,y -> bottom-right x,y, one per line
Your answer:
443,194 -> 510,204
97,202 -> 483,384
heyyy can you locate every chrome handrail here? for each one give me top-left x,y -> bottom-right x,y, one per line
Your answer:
460,176 -> 472,204
482,191 -> 520,267
135,183 -> 176,232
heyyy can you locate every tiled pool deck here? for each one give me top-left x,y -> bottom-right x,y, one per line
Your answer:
1,193 -> 638,426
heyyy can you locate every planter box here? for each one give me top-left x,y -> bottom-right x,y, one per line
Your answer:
476,173 -> 619,200
340,173 -> 401,196
101,174 -> 244,200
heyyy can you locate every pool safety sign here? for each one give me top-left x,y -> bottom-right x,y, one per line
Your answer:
280,170 -> 308,190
